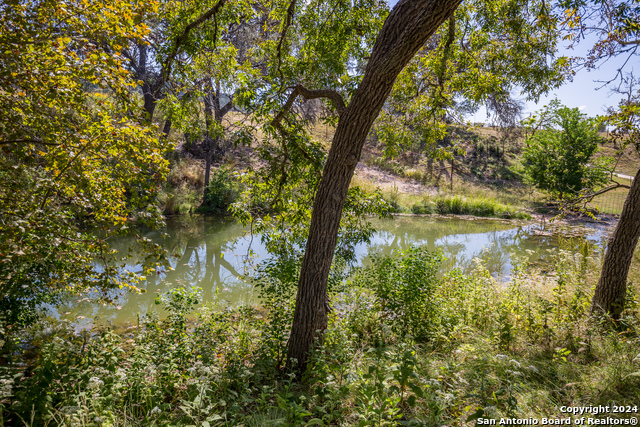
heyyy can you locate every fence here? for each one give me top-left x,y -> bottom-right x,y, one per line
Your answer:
588,175 -> 634,215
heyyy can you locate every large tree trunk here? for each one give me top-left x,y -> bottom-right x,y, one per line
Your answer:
591,168 -> 640,318
285,0 -> 461,372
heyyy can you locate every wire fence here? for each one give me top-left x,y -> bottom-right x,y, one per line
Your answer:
588,175 -> 634,215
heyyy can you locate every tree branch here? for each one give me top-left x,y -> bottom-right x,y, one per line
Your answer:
570,181 -> 632,205
619,39 -> 640,46
276,0 -> 298,86
162,0 -> 228,81
271,84 -> 346,128
219,97 -> 234,118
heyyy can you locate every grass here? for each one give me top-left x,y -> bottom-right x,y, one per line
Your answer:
411,194 -> 531,219
584,176 -> 634,216
160,158 -> 205,215
595,140 -> 639,178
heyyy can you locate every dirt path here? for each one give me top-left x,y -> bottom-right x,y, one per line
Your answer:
354,163 -> 436,196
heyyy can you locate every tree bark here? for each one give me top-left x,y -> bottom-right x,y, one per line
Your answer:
285,0 -> 461,372
591,168 -> 640,318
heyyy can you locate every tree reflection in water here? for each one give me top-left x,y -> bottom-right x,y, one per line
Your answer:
51,216 -> 609,328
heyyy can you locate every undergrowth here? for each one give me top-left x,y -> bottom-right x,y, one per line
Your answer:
160,159 -> 205,215
1,245 -> 639,426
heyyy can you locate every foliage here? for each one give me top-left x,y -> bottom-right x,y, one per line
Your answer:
411,195 -> 530,219
224,0 -> 391,264
200,168 -> 240,216
559,0 -> 639,80
0,1 -> 172,330
3,243 -> 640,425
606,73 -> 640,158
231,137 -> 394,264
353,247 -> 444,342
160,158 -> 205,215
522,101 -> 612,200
374,0 -> 567,163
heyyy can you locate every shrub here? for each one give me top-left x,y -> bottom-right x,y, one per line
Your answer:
354,246 -> 444,342
522,101 -> 613,200
200,167 -> 239,215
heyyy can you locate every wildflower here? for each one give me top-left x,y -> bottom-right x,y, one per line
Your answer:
115,368 -> 126,381
87,376 -> 104,390
0,378 -> 14,398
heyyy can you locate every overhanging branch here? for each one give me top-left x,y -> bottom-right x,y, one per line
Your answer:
568,181 -> 633,206
271,84 -> 346,128
162,0 -> 228,81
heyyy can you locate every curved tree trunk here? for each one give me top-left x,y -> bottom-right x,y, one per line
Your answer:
285,0 -> 461,372
591,168 -> 640,318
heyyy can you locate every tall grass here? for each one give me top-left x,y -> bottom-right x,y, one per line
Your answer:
412,194 -> 531,219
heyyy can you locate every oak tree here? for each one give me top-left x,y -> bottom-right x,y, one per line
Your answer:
284,0 -> 463,371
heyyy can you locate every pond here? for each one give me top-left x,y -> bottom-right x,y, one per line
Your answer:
50,215 -> 612,328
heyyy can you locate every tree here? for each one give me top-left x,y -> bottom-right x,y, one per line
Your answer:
375,0 -> 566,163
591,170 -> 640,317
522,101 -> 612,200
0,0 -> 171,331
285,0 -> 462,372
159,10 -> 261,205
590,74 -> 640,317
230,0 -> 391,260
120,0 -> 237,131
557,0 -> 640,317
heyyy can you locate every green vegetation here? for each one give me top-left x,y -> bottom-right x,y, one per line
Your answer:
411,195 -> 530,219
2,0 -> 640,424
2,246 -> 639,425
0,0 -> 170,329
522,102 -> 613,201
200,168 -> 240,216
160,159 -> 206,215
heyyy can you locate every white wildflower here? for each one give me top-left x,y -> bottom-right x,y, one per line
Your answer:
115,368 -> 126,381
87,376 -> 104,390
0,378 -> 14,398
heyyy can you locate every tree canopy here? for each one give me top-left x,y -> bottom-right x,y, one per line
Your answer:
0,0 -> 172,327
522,101 -> 612,200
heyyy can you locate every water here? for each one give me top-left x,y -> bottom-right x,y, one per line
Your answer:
50,216 -> 611,327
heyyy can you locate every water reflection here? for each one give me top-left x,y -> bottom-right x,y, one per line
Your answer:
50,216 -> 610,326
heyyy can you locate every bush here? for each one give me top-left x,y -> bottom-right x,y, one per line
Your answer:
200,167 -> 239,215
354,246 -> 444,342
